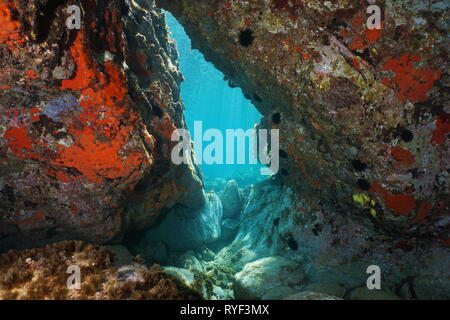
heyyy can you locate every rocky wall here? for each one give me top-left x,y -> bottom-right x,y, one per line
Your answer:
217,178 -> 450,299
0,0 -> 203,251
157,0 -> 449,243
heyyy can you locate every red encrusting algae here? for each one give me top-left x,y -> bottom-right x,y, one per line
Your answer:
56,31 -> 149,184
382,53 -> 442,103
4,30 -> 150,184
390,146 -> 415,166
0,0 -> 25,50
340,12 -> 382,51
370,181 -> 416,216
4,127 -> 37,159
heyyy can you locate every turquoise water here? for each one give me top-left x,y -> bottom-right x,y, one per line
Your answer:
165,13 -> 265,185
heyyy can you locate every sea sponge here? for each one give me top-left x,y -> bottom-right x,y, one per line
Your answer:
0,241 -> 201,300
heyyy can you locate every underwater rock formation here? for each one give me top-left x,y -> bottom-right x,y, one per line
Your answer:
0,0 -> 203,251
220,179 -> 243,219
137,192 -> 223,252
171,247 -> 235,300
157,0 -> 449,241
0,240 -> 201,299
0,0 -> 448,301
216,179 -> 450,299
220,218 -> 239,244
234,256 -> 305,300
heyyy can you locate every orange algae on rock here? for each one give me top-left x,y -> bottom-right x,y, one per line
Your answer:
25,70 -> 39,79
346,12 -> 381,51
0,0 -> 24,50
151,113 -> 177,141
390,146 -> 415,166
382,53 -> 441,103
370,182 -> 416,216
3,30 -> 149,184
56,31 -> 150,184
4,127 -> 36,159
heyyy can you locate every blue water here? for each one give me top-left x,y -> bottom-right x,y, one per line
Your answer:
165,13 -> 265,186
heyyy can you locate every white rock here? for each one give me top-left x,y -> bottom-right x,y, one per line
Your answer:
162,267 -> 196,288
234,256 -> 305,299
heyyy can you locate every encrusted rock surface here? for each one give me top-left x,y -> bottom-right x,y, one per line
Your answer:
234,256 -> 305,300
217,178 -> 449,299
0,0 -> 203,251
157,0 -> 449,241
0,0 -> 449,300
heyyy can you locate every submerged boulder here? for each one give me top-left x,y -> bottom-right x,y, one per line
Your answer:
220,218 -> 240,243
166,249 -> 236,300
139,192 -> 223,252
205,178 -> 227,193
220,180 -> 243,219
234,256 -> 305,300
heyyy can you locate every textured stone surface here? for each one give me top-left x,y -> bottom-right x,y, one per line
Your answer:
233,256 -> 305,300
138,192 -> 223,251
260,286 -> 296,300
168,248 -> 235,300
162,266 -> 196,288
220,179 -> 243,219
217,179 -> 450,299
104,245 -> 135,267
411,275 -> 450,300
348,286 -> 400,300
157,0 -> 449,241
220,218 -> 239,243
301,282 -> 347,299
133,240 -> 169,265
0,240 -> 201,299
284,291 -> 341,300
0,0 -> 203,251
